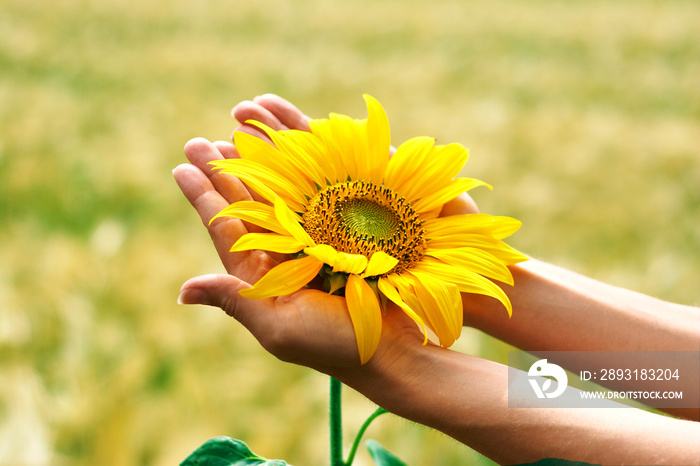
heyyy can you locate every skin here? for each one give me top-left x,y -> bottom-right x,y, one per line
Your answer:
173,94 -> 700,466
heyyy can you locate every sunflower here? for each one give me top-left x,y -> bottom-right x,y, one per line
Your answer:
210,95 -> 527,364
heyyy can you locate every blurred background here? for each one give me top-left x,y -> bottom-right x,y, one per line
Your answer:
1,0 -> 698,464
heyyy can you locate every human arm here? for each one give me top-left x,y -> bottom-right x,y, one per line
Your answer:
464,259 -> 700,420
336,321 -> 700,466
465,259 -> 700,353
174,95 -> 700,464
174,138 -> 699,465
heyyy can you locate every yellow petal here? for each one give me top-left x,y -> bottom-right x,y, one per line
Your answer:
424,214 -> 523,240
360,251 -> 399,278
309,118 -> 345,183
330,112 -> 362,180
413,258 -> 513,317
345,274 -> 382,364
427,234 -> 529,265
377,277 -> 428,344
304,244 -> 340,266
210,201 -> 289,235
209,159 -> 307,212
425,247 -> 515,286
385,274 -> 433,334
243,122 -> 326,190
283,129 -> 336,185
399,143 -> 470,202
230,232 -> 306,254
304,244 -> 368,275
238,255 -> 323,299
420,272 -> 463,342
383,136 -> 435,192
412,178 -> 492,213
363,94 -> 390,183
273,196 -> 315,247
332,252 -> 368,275
418,205 -> 443,222
234,130 -> 317,197
404,271 -> 462,347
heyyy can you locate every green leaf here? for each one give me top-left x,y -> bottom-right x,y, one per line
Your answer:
366,439 -> 407,466
180,437 -> 288,466
508,459 -> 601,466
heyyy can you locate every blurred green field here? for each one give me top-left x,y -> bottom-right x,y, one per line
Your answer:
1,0 -> 698,464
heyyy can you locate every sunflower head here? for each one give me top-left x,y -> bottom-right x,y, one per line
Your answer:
210,95 -> 527,364
302,180 -> 426,277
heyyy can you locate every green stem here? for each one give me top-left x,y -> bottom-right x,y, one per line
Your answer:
329,377 -> 344,466
344,407 -> 388,466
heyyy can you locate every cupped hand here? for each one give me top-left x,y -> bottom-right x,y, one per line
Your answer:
174,94 -> 476,372
174,137 -> 365,372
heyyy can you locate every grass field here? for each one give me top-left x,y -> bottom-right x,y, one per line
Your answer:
1,0 -> 698,464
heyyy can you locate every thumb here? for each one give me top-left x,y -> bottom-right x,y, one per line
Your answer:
178,273 -> 251,319
439,192 -> 479,216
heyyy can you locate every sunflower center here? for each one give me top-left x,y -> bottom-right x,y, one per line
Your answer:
302,180 -> 426,275
339,199 -> 400,241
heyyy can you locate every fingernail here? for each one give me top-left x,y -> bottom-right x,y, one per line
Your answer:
178,288 -> 197,305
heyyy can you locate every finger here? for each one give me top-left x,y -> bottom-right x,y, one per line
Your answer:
212,132 -> 271,207
253,94 -> 311,131
178,273 -> 275,338
184,137 -> 224,172
173,163 -> 229,224
233,100 -> 288,131
213,140 -> 239,159
213,140 -> 269,208
439,192 -> 480,216
231,124 -> 273,147
212,141 -> 268,216
173,164 -> 254,272
178,273 -> 250,307
173,163 -> 284,269
184,138 -> 256,207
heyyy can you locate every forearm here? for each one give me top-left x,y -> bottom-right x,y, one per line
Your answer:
464,259 -> 700,352
334,336 -> 700,465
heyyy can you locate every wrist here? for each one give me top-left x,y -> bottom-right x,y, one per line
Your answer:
326,308 -> 435,414
330,325 -> 512,460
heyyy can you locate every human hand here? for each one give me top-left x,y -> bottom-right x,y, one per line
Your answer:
174,95 -> 424,374
174,138 -> 362,371
174,94 -> 489,368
